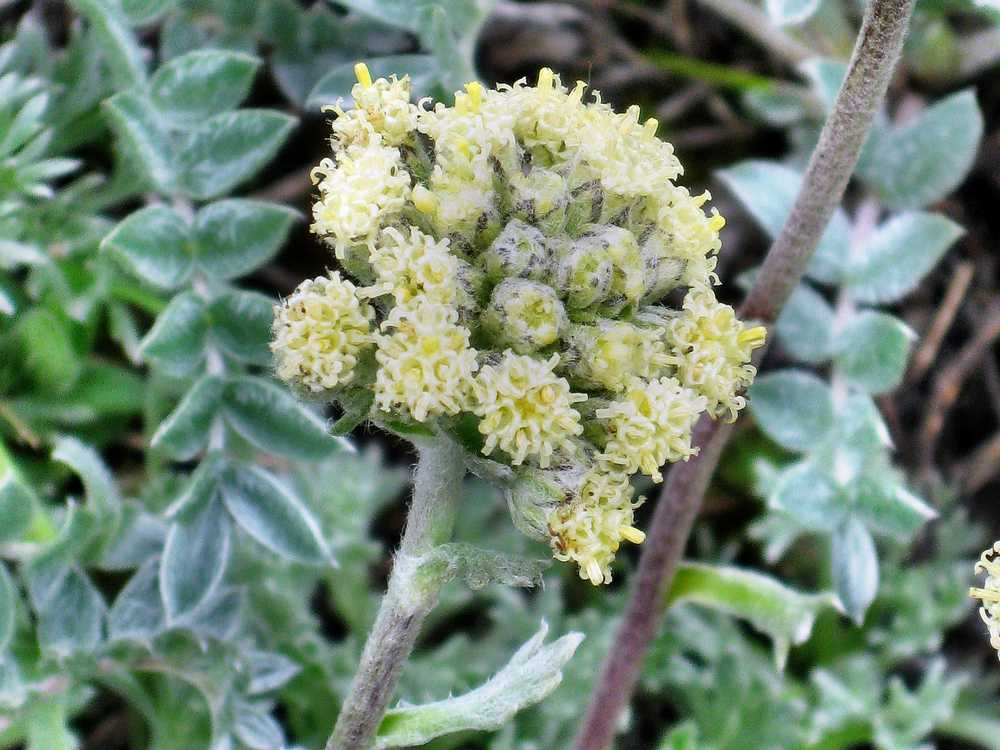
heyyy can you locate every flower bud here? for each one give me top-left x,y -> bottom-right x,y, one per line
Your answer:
562,319 -> 669,392
554,235 -> 613,310
641,230 -> 687,301
482,279 -> 568,354
481,218 -> 553,282
510,168 -> 568,236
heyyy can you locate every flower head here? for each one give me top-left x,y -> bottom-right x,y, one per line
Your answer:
547,467 -> 644,584
374,300 -> 478,422
274,63 -> 765,584
368,225 -> 458,305
271,272 -> 374,393
597,376 -> 707,482
971,541 -> 1000,658
310,139 -> 411,257
665,289 -> 767,421
328,63 -> 419,147
474,352 -> 586,467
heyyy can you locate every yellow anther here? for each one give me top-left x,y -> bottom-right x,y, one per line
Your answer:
465,81 -> 484,111
354,62 -> 373,88
538,67 -> 555,89
620,526 -> 646,544
738,326 -> 767,349
708,211 -> 726,232
644,118 -> 659,136
411,185 -> 438,215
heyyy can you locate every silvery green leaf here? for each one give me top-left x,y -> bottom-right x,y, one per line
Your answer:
182,586 -> 245,641
375,623 -> 582,749
109,302 -> 143,365
750,370 -> 834,451
100,504 -> 166,570
52,435 -> 121,521
828,392 -> 892,479
108,557 -> 166,642
0,91 -> 48,159
102,204 -> 192,290
160,498 -> 230,623
335,0 -> 492,36
0,563 -> 15,653
166,453 -> 226,521
775,283 -> 835,363
36,566 -> 106,655
222,375 -> 342,460
717,160 -> 851,284
0,239 -> 47,269
306,54 -> 439,112
24,697 -> 77,750
799,57 -> 846,112
0,463 -> 34,543
176,110 -> 296,200
245,651 -> 301,695
766,0 -> 821,26
193,199 -> 298,279
69,0 -> 147,88
845,212 -> 963,304
769,461 -> 847,531
834,311 -> 914,394
233,700 -> 285,750
831,516 -> 878,624
857,90 -> 983,210
667,562 -> 842,669
220,462 -> 330,565
152,374 -> 225,461
846,472 -> 936,538
150,49 -> 260,126
418,5 -> 472,93
140,291 -> 208,378
121,0 -> 176,24
103,91 -> 175,191
420,543 -> 549,590
208,290 -> 274,365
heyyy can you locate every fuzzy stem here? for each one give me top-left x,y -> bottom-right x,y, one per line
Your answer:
326,440 -> 466,750
573,0 -> 915,746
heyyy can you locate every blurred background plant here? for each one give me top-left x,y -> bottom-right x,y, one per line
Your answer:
0,0 -> 998,748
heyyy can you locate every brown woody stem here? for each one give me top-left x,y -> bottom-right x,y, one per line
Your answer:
573,0 -> 915,745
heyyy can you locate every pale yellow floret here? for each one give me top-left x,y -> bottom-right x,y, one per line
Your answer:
597,376 -> 707,482
643,186 -> 725,289
665,289 -> 766,421
310,138 -> 411,257
547,468 -> 644,585
374,299 -> 478,421
326,63 -> 419,147
271,272 -> 374,393
368,226 -> 457,305
565,320 -> 672,392
501,68 -> 682,197
473,352 -> 586,468
971,541 -> 1000,658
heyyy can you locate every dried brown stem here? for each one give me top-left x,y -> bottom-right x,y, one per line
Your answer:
917,301 -> 1000,472
908,261 -> 974,383
573,0 -> 916,745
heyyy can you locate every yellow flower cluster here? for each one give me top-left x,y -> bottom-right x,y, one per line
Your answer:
971,541 -> 1000,657
597,377 -> 706,482
548,468 -> 645,585
474,352 -> 585,468
272,64 -> 766,584
271,272 -> 374,393
665,290 -> 766,421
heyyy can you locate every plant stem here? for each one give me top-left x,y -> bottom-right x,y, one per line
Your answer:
326,439 -> 466,750
573,0 -> 915,744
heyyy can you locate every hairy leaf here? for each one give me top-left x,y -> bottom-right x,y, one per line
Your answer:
193,199 -> 298,279
160,497 -> 230,623
750,370 -> 834,451
376,623 -> 583,749
667,562 -> 842,668
150,49 -> 260,125
834,312 -> 914,394
152,374 -> 225,461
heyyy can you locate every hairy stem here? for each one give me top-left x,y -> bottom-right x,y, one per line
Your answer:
326,440 -> 466,750
574,0 -> 915,745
